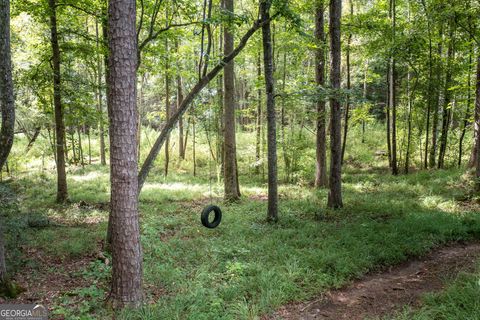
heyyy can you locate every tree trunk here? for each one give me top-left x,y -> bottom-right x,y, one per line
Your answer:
314,0 -> 328,188
223,0 -> 240,201
165,38 -> 170,177
341,0 -> 353,165
327,0 -> 343,209
107,0 -> 143,308
49,0 -> 68,203
438,22 -> 454,169
458,41 -> 473,167
389,0 -> 398,175
0,0 -> 15,284
96,19 -> 106,166
255,50 -> 262,175
261,0 -> 278,221
429,25 -> 444,168
474,53 -> 480,191
176,42 -> 185,161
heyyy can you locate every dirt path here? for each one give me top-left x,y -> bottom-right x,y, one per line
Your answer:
268,242 -> 480,320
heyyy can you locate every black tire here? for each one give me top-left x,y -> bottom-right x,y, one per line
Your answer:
201,205 -> 222,228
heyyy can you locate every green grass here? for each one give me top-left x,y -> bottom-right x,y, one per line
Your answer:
2,125 -> 480,319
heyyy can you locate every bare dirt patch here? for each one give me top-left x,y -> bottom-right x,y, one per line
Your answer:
268,242 -> 480,320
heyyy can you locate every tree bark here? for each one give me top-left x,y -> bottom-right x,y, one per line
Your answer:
0,0 -> 14,284
314,0 -> 328,188
107,0 -> 143,308
49,0 -> 68,203
223,0 -> 240,201
261,0 -> 278,221
327,0 -> 343,209
137,13 -> 275,192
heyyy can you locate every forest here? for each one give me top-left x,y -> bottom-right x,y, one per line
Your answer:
0,0 -> 480,318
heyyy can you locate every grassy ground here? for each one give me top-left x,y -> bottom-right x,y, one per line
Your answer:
1,125 -> 480,319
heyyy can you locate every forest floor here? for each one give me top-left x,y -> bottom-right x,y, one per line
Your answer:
268,242 -> 480,320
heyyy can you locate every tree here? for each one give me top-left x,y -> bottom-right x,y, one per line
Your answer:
475,54 -> 480,191
223,0 -> 241,201
314,0 -> 328,188
107,0 -> 143,308
0,0 -> 14,285
389,0 -> 398,175
328,0 -> 343,208
261,0 -> 278,221
49,0 -> 68,202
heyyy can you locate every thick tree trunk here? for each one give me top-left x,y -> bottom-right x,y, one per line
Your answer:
223,0 -> 240,201
314,0 -> 328,188
107,0 -> 143,308
261,0 -> 278,221
327,0 -> 343,209
137,13 -> 274,192
474,54 -> 480,191
49,0 -> 68,203
0,0 -> 14,284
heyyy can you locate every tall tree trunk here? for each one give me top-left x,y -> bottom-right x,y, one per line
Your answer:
389,0 -> 398,175
405,70 -> 413,174
437,22 -> 454,169
474,53 -> 480,191
165,38 -> 170,177
255,50 -> 262,175
429,25 -> 444,168
386,66 -> 392,168
281,45 -> 290,182
362,60 -> 368,143
261,0 -> 278,221
458,43 -> 473,167
0,0 -> 15,284
49,0 -> 68,203
193,116 -> 197,176
314,0 -> 328,188
176,42 -> 185,161
107,0 -> 143,308
223,0 -> 240,201
96,19 -> 106,165
341,0 -> 353,165
328,0 -> 343,208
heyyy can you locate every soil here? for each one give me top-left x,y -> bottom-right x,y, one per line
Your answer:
267,242 -> 480,320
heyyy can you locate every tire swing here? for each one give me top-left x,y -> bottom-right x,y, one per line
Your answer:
201,205 -> 222,228
200,106 -> 222,229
